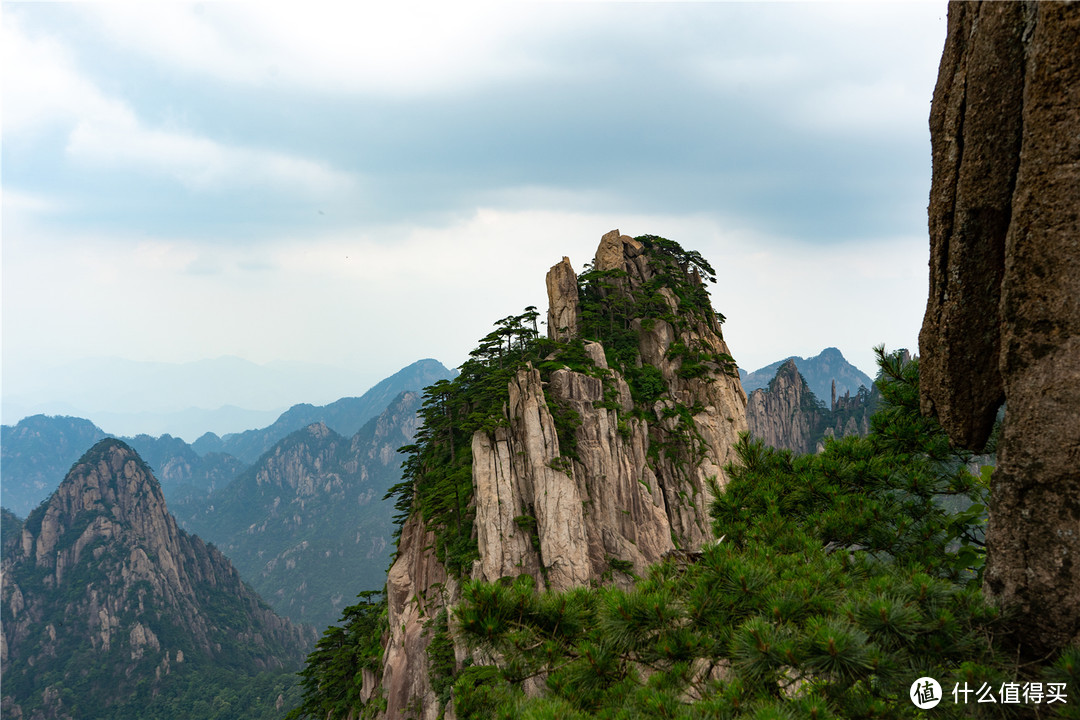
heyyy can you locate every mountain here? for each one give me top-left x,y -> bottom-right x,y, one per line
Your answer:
175,392 -> 422,630
1,416 -> 247,515
2,355 -> 380,436
0,438 -> 315,720
191,359 -> 454,464
124,434 -> 246,504
297,230 -> 749,719
739,347 -> 872,404
1,359 -> 454,519
1,508 -> 23,556
745,358 -> 876,454
0,415 -> 109,516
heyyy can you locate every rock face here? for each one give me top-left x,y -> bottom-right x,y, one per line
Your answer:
0,439 -> 313,716
740,347 -> 873,405
377,231 -> 748,718
920,1 -> 1080,655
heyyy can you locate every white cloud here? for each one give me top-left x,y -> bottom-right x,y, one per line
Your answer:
1,14 -> 131,136
82,2 -> 565,96
66,113 -> 358,194
4,12 -> 358,196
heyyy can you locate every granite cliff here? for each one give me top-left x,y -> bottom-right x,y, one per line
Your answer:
919,1 -> 1080,656
370,231 -> 748,719
739,347 -> 872,404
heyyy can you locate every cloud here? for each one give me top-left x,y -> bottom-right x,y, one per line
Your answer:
66,114 -> 358,195
4,12 -> 358,197
1,14 -> 131,137
82,2 -> 563,96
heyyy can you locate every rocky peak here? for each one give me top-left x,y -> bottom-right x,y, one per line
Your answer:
376,230 -> 748,719
2,439 -> 313,716
746,360 -> 823,455
746,359 -> 876,455
20,439 -> 179,584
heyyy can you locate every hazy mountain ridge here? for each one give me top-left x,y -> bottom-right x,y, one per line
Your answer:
190,358 -> 454,464
739,347 -> 872,403
746,358 -> 877,454
0,438 -> 314,720
1,358 -> 455,519
2,355 -> 386,437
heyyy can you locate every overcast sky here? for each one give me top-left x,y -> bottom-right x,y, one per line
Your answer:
2,1 -> 947,424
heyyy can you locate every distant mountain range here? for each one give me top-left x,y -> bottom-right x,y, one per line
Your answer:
0,359 -> 455,516
2,355 -> 433,439
174,392 -> 423,629
739,347 -> 873,403
191,358 -> 454,464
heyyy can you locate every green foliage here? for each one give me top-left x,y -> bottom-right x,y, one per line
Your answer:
448,349 -> 1066,719
427,608 -> 457,709
288,591 -> 387,720
386,308 -> 578,576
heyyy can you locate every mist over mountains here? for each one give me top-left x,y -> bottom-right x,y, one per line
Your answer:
1,356 -> 422,440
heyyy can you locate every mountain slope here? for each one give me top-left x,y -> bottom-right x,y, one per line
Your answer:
176,392 -> 422,630
745,359 -> 876,453
0,438 -> 314,719
315,230 -> 750,719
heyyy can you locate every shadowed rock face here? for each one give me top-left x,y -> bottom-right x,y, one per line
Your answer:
920,1 -> 1080,656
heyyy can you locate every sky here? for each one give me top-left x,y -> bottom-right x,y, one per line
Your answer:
2,1 -> 948,433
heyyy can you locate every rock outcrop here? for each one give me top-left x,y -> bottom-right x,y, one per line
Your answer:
919,1 -> 1080,655
0,439 -> 313,716
546,257 -> 581,342
377,231 -> 748,718
740,347 -> 873,405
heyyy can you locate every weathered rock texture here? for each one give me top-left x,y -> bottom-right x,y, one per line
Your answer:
920,1 -> 1080,655
378,231 -> 748,718
0,439 -> 313,714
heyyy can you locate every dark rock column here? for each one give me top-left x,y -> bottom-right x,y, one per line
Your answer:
920,1 -> 1080,656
